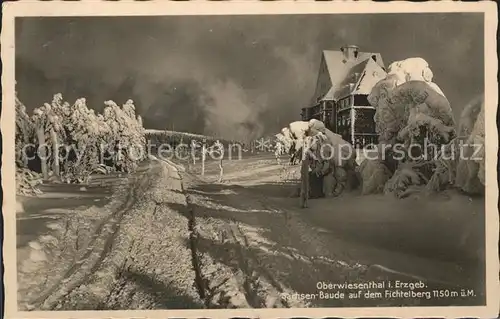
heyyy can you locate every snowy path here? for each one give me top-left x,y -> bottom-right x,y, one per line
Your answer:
16,154 -> 486,310
17,160 -> 203,310
182,154 -> 486,307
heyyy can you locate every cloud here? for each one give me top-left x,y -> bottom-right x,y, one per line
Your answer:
15,13 -> 484,140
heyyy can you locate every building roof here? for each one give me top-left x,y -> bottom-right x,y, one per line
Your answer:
310,48 -> 385,104
333,57 -> 387,99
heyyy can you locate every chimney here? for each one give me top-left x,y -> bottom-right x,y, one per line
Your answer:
341,45 -> 359,62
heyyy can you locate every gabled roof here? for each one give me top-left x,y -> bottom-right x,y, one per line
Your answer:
311,49 -> 385,104
328,58 -> 370,100
333,57 -> 387,99
352,57 -> 387,95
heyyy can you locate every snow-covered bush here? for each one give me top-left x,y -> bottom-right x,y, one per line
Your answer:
364,57 -> 484,198
275,133 -> 292,154
15,93 -> 147,191
308,130 -> 358,196
279,120 -> 347,165
16,167 -> 43,196
32,95 -> 66,180
283,119 -> 355,167
58,97 -> 110,182
454,96 -> 485,194
357,158 -> 392,195
281,121 -> 310,156
102,99 -> 146,174
384,160 -> 433,198
368,76 -> 455,148
280,120 -> 358,198
386,57 -> 445,98
15,93 -> 35,168
15,94 -> 43,195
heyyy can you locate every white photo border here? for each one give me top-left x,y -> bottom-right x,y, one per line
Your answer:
2,1 -> 499,318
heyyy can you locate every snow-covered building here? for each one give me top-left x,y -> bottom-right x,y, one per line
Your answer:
301,45 -> 387,148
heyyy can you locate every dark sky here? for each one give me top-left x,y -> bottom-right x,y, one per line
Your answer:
15,13 -> 484,141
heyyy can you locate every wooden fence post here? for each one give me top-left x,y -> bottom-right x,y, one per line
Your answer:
201,144 -> 206,176
300,155 -> 310,208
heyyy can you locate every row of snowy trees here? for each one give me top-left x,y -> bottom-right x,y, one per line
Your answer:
145,129 -> 241,150
16,92 -> 146,187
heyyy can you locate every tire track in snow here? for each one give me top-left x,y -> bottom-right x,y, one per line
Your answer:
32,162 -> 161,310
182,174 -> 312,308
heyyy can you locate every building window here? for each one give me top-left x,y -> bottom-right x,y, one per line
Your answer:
354,109 -> 376,134
354,95 -> 371,106
339,97 -> 352,109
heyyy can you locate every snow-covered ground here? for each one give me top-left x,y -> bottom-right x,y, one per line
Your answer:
180,153 -> 486,307
16,152 -> 486,309
16,160 -> 202,310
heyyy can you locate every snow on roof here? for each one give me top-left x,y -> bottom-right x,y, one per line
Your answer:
324,56 -> 387,100
330,59 -> 371,100
352,57 -> 388,96
312,49 -> 385,103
